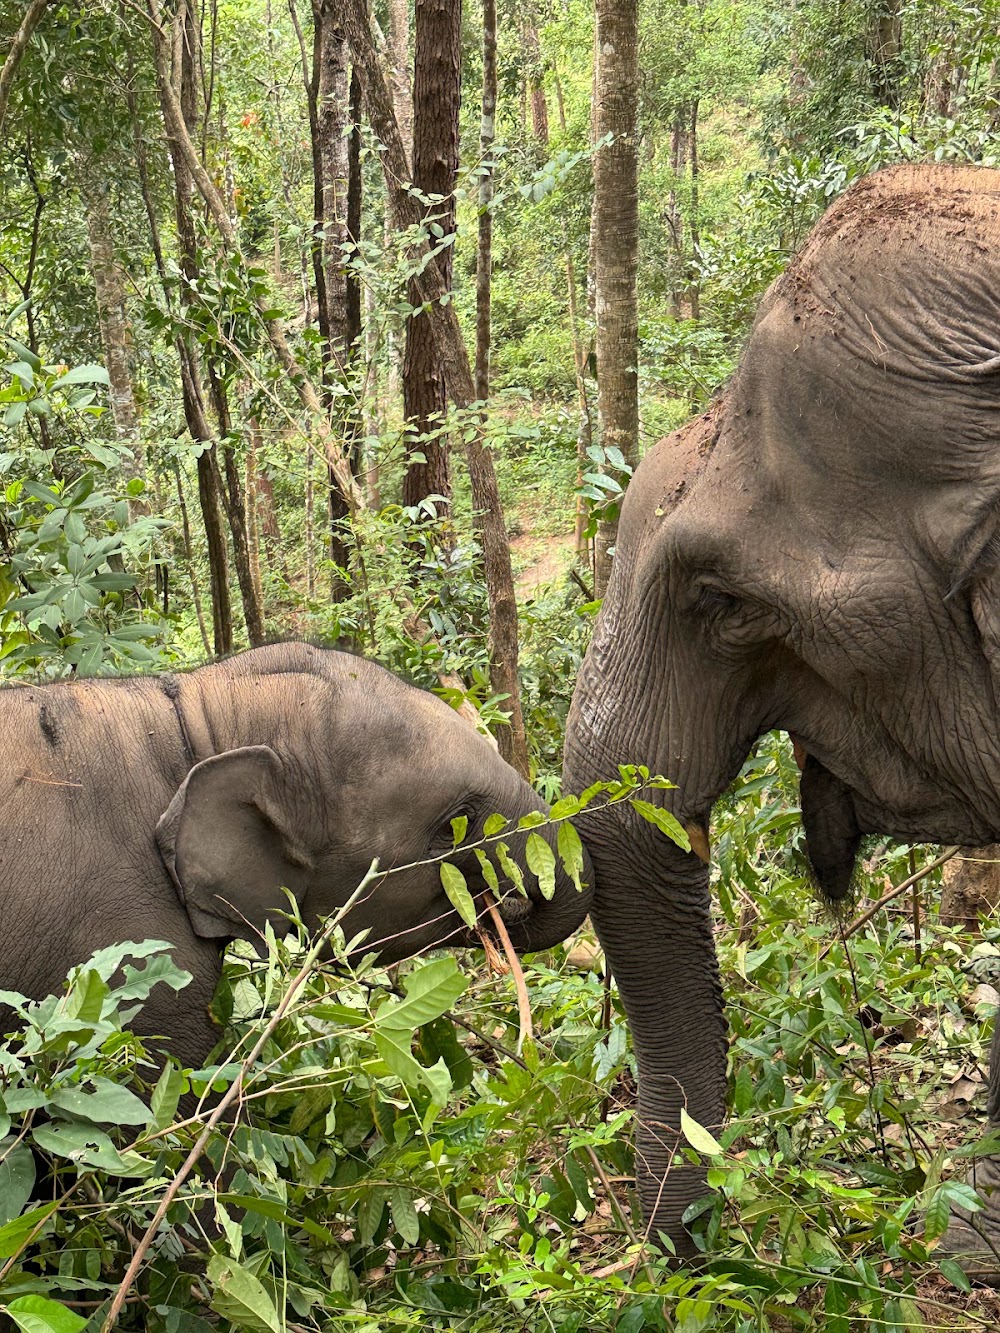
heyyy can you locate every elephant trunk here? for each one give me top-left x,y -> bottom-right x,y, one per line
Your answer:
584,806 -> 727,1252
496,825 -> 594,953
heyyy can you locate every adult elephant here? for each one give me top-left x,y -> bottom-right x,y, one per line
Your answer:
1,642 -> 591,1069
564,163 -> 1000,1269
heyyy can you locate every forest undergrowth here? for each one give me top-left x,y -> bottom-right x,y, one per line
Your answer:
1,734 -> 999,1332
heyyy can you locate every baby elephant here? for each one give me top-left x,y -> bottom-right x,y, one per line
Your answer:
0,642 -> 592,1067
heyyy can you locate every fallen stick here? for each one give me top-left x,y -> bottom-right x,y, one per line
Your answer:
482,891 -> 534,1053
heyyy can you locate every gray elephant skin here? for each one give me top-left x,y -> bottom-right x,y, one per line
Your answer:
0,642 -> 591,1070
564,163 -> 1000,1268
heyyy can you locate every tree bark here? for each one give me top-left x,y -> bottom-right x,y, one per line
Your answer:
871,1 -> 903,107
591,0 -> 639,598
82,177 -> 146,511
147,0 -> 365,514
402,0 -> 462,512
0,0 -> 52,134
343,0 -> 530,778
387,0 -> 413,168
475,0 -> 497,405
173,460 -> 211,656
524,18 -> 549,146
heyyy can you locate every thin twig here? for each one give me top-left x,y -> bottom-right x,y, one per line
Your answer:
101,862 -> 381,1331
819,846 -> 959,960
482,892 -> 533,1053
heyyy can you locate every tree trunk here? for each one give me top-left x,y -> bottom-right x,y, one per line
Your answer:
402,0 -> 462,513
591,0 -> 639,598
941,849 -> 1000,933
475,0 -> 497,405
387,0 -> 413,167
871,1 -> 903,107
343,0 -> 530,778
173,459 -> 211,656
0,0 -> 52,135
206,369 -> 267,645
83,177 -> 146,511
524,18 -> 549,146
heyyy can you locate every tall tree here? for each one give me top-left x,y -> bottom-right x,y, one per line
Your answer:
401,0 -> 462,512
343,0 -> 531,778
591,0 -> 639,597
0,0 -> 52,134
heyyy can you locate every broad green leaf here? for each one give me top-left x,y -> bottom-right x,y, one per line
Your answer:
62,969 -> 108,1024
3,1295 -> 87,1333
938,1257 -> 972,1291
50,1078 -> 151,1127
631,799 -> 692,852
923,1189 -> 950,1242
557,820 -> 586,891
0,1141 -> 35,1227
516,810 -> 547,829
483,812 -> 508,836
377,957 -> 469,1032
389,1187 -> 421,1245
217,1194 -> 334,1244
52,364 -> 110,388
440,862 -> 477,928
525,832 -> 557,899
207,1254 -> 281,1333
450,815 -> 468,846
679,1108 -> 722,1157
150,1063 -> 185,1132
0,1204 -> 57,1259
375,1030 -> 427,1087
549,795 -> 582,820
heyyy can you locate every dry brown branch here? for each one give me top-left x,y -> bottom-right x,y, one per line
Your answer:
483,891 -> 533,1052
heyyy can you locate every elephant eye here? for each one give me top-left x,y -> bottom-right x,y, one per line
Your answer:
431,804 -> 476,852
695,582 -> 743,619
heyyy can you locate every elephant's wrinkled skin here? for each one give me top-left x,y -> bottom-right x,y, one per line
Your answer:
564,164 -> 1000,1269
1,642 -> 591,1069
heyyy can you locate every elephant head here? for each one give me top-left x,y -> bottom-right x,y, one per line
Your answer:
156,646 -> 592,964
564,163 -> 1000,1252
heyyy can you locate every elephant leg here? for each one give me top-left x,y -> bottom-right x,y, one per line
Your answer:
939,1006 -> 1000,1282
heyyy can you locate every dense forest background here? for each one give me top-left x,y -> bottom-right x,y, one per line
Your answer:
3,0 -> 999,780
3,3 -> 1000,1331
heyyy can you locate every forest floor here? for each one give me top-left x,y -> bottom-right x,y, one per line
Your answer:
511,530 -> 576,597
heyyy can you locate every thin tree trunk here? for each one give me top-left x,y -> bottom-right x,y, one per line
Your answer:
83,178 -> 146,510
402,0 -> 462,512
475,0 -> 497,404
0,0 -> 52,134
245,427 -> 266,609
206,368 -> 267,645
871,1 -> 903,107
387,0 -> 413,167
174,460 -> 212,656
147,0 -> 364,513
343,0 -> 530,778
591,0 -> 639,598
688,98 -> 700,323
524,18 -> 549,145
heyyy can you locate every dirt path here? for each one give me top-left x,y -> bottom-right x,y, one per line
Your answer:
511,531 -> 576,598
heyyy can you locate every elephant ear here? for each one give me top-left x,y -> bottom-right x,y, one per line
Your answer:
155,746 -> 315,941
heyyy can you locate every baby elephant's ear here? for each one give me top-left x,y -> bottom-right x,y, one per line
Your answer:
155,746 -> 314,941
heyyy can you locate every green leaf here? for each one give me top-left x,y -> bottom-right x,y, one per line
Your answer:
631,799 -> 692,852
483,812 -> 508,836
62,969 -> 108,1024
207,1254 -> 281,1333
378,957 -> 469,1032
374,1030 -> 427,1087
440,862 -> 477,928
49,1078 -> 151,1127
525,832 -> 557,900
149,1063 -> 185,1132
3,1295 -> 87,1333
450,815 -> 468,846
679,1108 -> 722,1157
495,842 -> 526,896
52,364 -> 110,388
217,1194 -> 334,1244
389,1187 -> 421,1245
938,1257 -> 972,1292
923,1190 -> 951,1242
557,821 -> 586,891
0,1140 -> 35,1227
0,1204 -> 57,1258
473,848 -> 500,893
